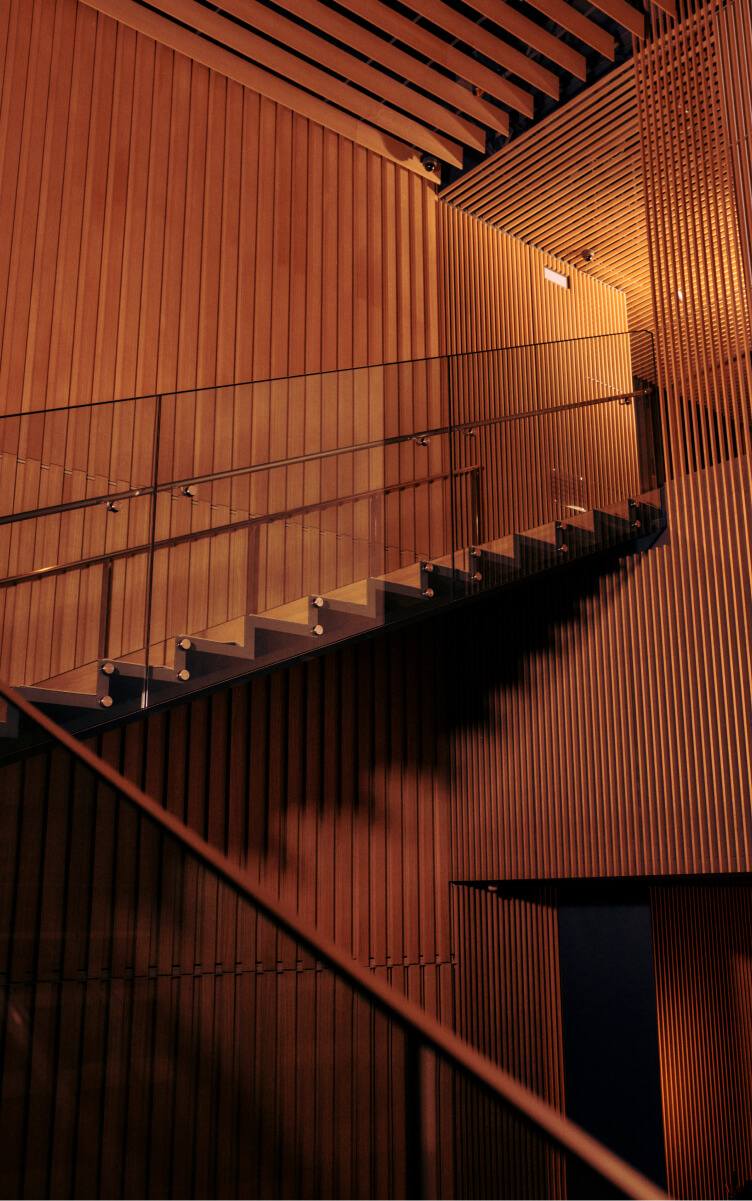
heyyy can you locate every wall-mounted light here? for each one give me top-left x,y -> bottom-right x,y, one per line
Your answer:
544,265 -> 570,289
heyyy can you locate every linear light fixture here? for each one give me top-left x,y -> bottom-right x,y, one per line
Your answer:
544,265 -> 570,288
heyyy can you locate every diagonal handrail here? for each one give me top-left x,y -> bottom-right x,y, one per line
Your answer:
0,388 -> 650,531
0,329 -> 656,420
0,675 -> 669,1201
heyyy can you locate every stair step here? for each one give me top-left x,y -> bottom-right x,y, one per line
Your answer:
2,490 -> 665,737
514,530 -> 563,573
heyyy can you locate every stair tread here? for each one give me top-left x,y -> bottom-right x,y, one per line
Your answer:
10,491 -> 663,711
262,597 -> 313,624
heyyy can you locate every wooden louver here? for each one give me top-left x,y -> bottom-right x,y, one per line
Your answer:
79,0 -> 673,178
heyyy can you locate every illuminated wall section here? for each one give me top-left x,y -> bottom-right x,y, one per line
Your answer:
0,0 -> 445,690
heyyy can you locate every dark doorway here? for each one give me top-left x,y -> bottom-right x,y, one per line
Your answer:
558,888 -> 667,1197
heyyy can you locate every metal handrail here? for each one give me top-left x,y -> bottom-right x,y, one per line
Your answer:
0,330 -> 656,420
0,675 -> 668,1201
0,388 -> 650,531
0,466 -> 480,590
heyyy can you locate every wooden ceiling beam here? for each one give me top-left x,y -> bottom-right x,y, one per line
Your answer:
651,0 -> 678,18
586,0 -> 647,40
406,0 -> 560,99
218,0 -> 487,151
462,0 -> 588,80
281,0 -> 509,136
346,0 -> 535,118
105,0 -> 465,165
77,0 -> 441,177
523,0 -> 616,60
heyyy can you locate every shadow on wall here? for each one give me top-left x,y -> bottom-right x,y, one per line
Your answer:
441,548 -> 631,736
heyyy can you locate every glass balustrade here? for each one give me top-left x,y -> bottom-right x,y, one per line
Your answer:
0,332 -> 664,750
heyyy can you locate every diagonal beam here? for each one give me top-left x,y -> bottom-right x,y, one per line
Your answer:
407,0 -> 560,99
524,0 -> 616,60
77,0 -> 441,176
217,0 -> 489,151
281,0 -> 509,136
346,0 -> 535,117
586,0 -> 647,39
84,0 -> 465,165
458,0 -> 587,81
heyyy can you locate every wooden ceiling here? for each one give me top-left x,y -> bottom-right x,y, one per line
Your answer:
441,59 -> 653,329
80,0 -> 675,179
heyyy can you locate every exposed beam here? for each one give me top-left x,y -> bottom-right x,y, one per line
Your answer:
346,0 -> 535,118
523,0 -> 616,60
86,0 -> 464,166
461,0 -> 588,81
77,0 -> 442,177
586,0 -> 647,39
407,0 -> 560,99
218,0 -> 488,151
651,0 -> 678,17
281,0 -> 509,136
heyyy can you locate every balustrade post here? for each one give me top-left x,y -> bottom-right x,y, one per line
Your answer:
98,558 -> 113,660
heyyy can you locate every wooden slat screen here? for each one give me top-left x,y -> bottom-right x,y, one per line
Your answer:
448,451 -> 752,882
452,883 -> 566,1199
439,64 -> 652,334
443,0 -> 752,886
651,885 -> 752,1199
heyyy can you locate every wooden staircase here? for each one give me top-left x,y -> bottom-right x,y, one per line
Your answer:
1,494 -> 663,739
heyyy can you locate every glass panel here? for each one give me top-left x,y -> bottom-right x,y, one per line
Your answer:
0,336 -> 663,739
0,494 -> 153,735
0,398 -> 158,519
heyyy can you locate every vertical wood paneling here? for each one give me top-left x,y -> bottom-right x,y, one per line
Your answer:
440,202 -> 634,548
452,884 -> 566,1199
651,886 -> 752,1200
445,0 -> 752,887
94,619 -> 453,981
0,0 -> 445,689
0,724 -> 457,1197
0,0 -> 440,404
449,453 -> 752,882
635,0 -> 752,482
440,62 -> 651,334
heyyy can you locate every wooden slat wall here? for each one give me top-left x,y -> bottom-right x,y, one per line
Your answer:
440,202 -> 636,547
448,451 -> 752,881
93,621 -> 454,985
452,884 -> 566,1199
0,0 -> 445,687
440,203 -> 630,355
0,725 -> 456,1200
446,0 -> 752,885
0,0 -> 441,413
651,886 -> 752,1200
440,64 -> 652,333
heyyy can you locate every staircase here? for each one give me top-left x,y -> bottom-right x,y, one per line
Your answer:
2,492 -> 663,739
